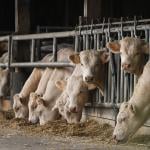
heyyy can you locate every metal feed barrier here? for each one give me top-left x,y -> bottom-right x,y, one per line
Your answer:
0,17 -> 150,110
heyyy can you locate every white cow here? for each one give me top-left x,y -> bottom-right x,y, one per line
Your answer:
13,48 -> 75,119
31,67 -> 73,125
106,37 -> 149,76
28,67 -> 53,123
113,61 -> 150,142
53,75 -> 89,123
13,68 -> 44,118
69,49 -> 110,95
52,50 -> 110,123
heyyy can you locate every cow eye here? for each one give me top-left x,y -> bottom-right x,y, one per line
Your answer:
15,107 -> 19,112
81,63 -> 83,66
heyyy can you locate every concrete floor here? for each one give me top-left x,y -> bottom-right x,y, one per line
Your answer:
0,129 -> 149,150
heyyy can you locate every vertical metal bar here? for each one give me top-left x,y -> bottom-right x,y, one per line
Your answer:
75,35 -> 78,53
120,18 -> 124,103
116,31 -> 121,103
53,37 -> 57,62
86,34 -> 89,49
8,36 -> 12,68
104,32 -> 108,103
93,34 -> 97,50
30,39 -> 35,62
96,34 -> 100,49
83,35 -> 86,50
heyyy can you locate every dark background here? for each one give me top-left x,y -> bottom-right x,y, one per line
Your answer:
0,0 -> 150,32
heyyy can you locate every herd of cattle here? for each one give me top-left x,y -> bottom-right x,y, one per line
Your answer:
0,37 -> 149,143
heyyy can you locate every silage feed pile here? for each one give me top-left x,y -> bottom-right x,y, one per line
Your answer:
0,110 -> 113,143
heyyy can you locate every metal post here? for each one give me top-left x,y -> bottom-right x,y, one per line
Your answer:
53,37 -> 57,62
30,39 -> 35,62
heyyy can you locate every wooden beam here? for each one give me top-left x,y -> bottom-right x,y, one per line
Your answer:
84,0 -> 102,18
15,0 -> 30,33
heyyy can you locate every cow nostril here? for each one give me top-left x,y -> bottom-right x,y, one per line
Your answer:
85,76 -> 94,82
113,134 -> 116,140
70,107 -> 77,113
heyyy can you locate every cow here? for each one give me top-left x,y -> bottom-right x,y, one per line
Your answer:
28,67 -> 53,123
113,61 -> 150,143
13,68 -> 44,118
30,67 -> 74,125
52,50 -> 110,123
53,75 -> 89,123
13,48 -> 75,119
0,68 -> 9,99
69,49 -> 110,95
106,37 -> 149,77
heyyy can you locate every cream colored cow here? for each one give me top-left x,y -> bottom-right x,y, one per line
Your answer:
13,68 -> 44,118
69,50 -> 110,95
32,67 -> 73,125
53,75 -> 89,123
107,37 -> 149,77
28,67 -> 53,123
113,61 -> 150,142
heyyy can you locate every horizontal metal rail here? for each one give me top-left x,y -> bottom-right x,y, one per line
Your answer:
10,62 -> 74,68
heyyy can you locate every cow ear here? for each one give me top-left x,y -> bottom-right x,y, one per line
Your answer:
100,51 -> 110,64
69,53 -> 80,64
141,40 -> 149,54
55,80 -> 67,91
129,103 -> 136,114
106,41 -> 121,53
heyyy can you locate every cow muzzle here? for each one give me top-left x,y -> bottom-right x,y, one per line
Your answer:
84,76 -> 94,82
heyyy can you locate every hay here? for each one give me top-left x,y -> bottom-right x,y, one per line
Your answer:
0,109 -> 113,143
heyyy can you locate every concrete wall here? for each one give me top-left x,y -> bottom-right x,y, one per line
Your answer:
82,106 -> 150,136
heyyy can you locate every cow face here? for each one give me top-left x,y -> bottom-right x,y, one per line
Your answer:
35,97 -> 59,125
113,102 -> 139,143
56,76 -> 88,113
69,50 -> 109,84
28,92 -> 40,124
107,37 -> 149,75
13,94 -> 28,119
0,68 -> 9,98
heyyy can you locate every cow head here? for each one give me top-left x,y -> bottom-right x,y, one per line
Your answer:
113,102 -> 141,143
55,76 -> 89,114
13,94 -> 28,119
107,37 -> 149,76
34,97 -> 59,125
0,68 -> 9,98
28,92 -> 41,124
69,50 -> 110,84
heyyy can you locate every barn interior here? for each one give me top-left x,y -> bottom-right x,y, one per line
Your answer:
0,1 -> 150,149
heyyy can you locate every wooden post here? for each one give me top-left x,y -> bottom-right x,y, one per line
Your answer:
84,0 -> 102,18
15,0 -> 30,33
11,0 -> 31,100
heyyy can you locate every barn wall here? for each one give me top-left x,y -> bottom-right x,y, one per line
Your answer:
82,107 -> 150,136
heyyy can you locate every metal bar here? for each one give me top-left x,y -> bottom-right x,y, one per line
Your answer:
53,37 -> 57,62
74,35 -> 78,52
93,34 -> 97,50
10,62 -> 74,68
86,34 -> 89,49
83,35 -> 86,50
8,36 -> 12,68
96,34 -> 100,49
77,18 -> 150,29
12,31 -> 76,40
30,39 -> 35,62
0,36 -> 10,41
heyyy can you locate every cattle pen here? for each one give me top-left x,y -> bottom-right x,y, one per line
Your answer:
0,0 -> 150,149
0,17 -> 150,129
